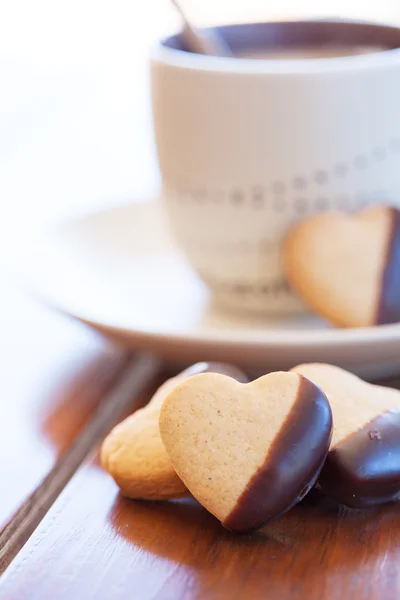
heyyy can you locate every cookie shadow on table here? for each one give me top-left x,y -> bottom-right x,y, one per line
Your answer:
107,490 -> 400,584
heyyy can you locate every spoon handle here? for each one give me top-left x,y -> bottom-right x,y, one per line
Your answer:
170,0 -> 232,57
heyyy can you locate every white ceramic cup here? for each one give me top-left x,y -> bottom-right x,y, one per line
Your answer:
151,20 -> 400,315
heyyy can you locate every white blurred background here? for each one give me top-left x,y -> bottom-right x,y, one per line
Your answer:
0,1 -> 399,258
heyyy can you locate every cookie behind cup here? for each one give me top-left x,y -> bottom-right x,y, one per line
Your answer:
284,206 -> 400,327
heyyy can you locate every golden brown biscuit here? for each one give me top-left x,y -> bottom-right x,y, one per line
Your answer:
291,363 -> 400,507
101,403 -> 185,500
159,371 -> 332,532
283,206 -> 400,327
101,362 -> 247,500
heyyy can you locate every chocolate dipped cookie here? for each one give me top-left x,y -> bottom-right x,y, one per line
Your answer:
284,206 -> 400,327
159,371 -> 332,532
292,363 -> 400,508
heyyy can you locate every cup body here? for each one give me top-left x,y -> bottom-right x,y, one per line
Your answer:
151,20 -> 400,314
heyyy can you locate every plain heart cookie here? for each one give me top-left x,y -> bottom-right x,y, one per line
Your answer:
283,206 -> 400,327
159,371 -> 332,532
291,363 -> 400,508
101,362 -> 247,500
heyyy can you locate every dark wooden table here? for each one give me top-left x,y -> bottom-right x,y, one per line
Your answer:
1,283 -> 400,600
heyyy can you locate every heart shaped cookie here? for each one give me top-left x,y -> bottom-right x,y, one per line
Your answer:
291,363 -> 400,508
101,362 -> 247,500
283,206 -> 400,327
159,371 -> 332,532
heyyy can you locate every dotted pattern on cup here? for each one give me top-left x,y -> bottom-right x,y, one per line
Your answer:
169,187 -> 391,214
169,138 -> 399,210
164,138 -> 398,306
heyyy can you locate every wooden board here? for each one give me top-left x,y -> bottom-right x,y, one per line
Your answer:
0,286 -> 132,533
2,436 -> 400,600
0,286 -> 165,573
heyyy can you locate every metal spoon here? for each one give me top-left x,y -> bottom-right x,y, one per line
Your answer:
170,0 -> 232,57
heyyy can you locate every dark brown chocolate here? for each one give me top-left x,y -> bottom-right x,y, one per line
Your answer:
181,362 -> 248,383
376,208 -> 400,325
223,376 -> 332,533
318,408 -> 400,508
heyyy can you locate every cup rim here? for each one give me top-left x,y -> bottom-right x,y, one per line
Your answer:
151,19 -> 400,75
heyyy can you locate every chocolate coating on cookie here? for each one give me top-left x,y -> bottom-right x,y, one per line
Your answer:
376,208 -> 400,325
223,376 -> 332,532
182,362 -> 248,383
318,408 -> 400,508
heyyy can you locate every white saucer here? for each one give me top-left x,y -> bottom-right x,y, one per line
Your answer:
18,199 -> 400,378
